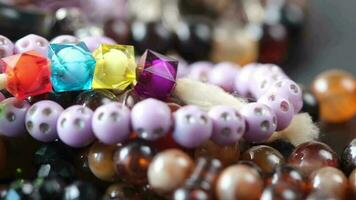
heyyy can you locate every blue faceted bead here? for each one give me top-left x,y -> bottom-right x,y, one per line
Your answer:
49,42 -> 96,92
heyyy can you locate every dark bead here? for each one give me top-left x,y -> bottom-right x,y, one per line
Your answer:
268,165 -> 306,194
38,177 -> 65,200
37,160 -> 76,182
176,18 -> 213,62
113,140 -> 157,185
51,7 -> 86,36
63,181 -> 100,200
266,139 -> 295,159
242,145 -> 285,176
301,89 -> 320,122
76,90 -> 118,110
103,183 -> 140,200
288,141 -> 339,176
34,143 -> 74,166
260,183 -> 302,200
341,138 -> 356,175
104,19 -> 131,45
131,21 -> 174,54
116,89 -> 142,109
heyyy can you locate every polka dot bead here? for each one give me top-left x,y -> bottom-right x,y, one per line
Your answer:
92,102 -> 131,144
131,98 -> 172,141
57,105 -> 95,148
258,94 -> 294,131
0,97 -> 30,137
15,34 -> 49,56
208,62 -> 239,92
25,100 -> 64,142
173,105 -> 213,148
0,35 -> 14,58
240,102 -> 277,143
266,79 -> 303,114
208,105 -> 245,145
234,63 -> 258,97
51,35 -> 80,44
188,61 -> 213,82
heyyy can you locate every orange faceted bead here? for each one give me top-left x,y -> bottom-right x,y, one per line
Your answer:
311,69 -> 356,123
0,51 -> 52,99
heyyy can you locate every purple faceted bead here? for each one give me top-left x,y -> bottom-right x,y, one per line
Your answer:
208,62 -> 239,92
25,100 -> 64,142
258,94 -> 294,131
57,105 -> 95,147
0,97 -> 30,137
81,36 -> 116,52
131,98 -> 172,140
208,105 -> 245,145
0,35 -> 14,58
240,103 -> 277,143
188,61 -> 213,82
92,102 -> 131,144
266,79 -> 303,114
173,105 -> 213,148
234,63 -> 259,97
51,35 -> 80,44
15,34 -> 49,56
134,50 -> 178,100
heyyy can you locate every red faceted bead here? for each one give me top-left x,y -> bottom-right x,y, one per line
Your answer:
1,51 -> 51,99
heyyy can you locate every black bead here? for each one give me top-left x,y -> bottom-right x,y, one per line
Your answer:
341,138 -> 356,175
37,160 -> 76,182
301,89 -> 320,122
38,177 -> 65,200
63,181 -> 100,200
266,139 -> 295,159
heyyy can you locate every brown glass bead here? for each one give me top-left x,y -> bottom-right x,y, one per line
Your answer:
341,138 -> 356,175
311,69 -> 356,123
88,142 -> 118,181
242,145 -> 285,175
305,191 -> 339,200
173,157 -> 222,200
103,183 -> 140,200
309,167 -> 348,199
216,164 -> 263,200
350,169 -> 356,198
268,165 -> 307,194
113,140 -> 156,185
148,149 -> 194,193
195,140 -> 240,167
260,183 -> 302,200
288,141 -> 339,176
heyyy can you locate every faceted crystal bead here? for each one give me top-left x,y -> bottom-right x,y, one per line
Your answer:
134,50 -> 178,100
0,51 -> 52,99
49,42 -> 96,92
92,44 -> 137,90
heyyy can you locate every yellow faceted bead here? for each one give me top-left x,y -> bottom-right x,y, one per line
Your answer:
92,44 -> 137,90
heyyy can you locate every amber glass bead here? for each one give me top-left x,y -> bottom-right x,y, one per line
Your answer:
311,69 -> 356,123
216,164 -> 263,200
309,167 -> 348,199
268,165 -> 307,194
88,142 -> 118,181
113,140 -> 156,185
260,183 -> 302,200
173,157 -> 222,200
288,141 -> 339,176
242,145 -> 285,176
148,149 -> 194,193
341,138 -> 356,175
350,169 -> 356,198
103,183 -> 140,200
195,140 -> 240,167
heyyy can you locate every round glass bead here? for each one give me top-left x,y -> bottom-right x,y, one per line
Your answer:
341,138 -> 356,175
75,89 -> 117,110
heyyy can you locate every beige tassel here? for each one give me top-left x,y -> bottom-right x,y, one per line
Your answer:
173,78 -> 319,145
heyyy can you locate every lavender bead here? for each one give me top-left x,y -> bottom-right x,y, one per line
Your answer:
92,102 -> 130,144
240,103 -> 277,143
258,94 -> 294,131
131,98 -> 172,140
81,36 -> 116,52
173,105 -> 213,148
0,98 -> 30,137
51,35 -> 80,44
25,100 -> 64,142
208,62 -> 239,92
208,105 -> 245,145
15,34 -> 49,56
0,35 -> 14,58
57,105 -> 95,147
188,61 -> 213,82
234,63 -> 259,97
266,79 -> 303,114
177,59 -> 190,78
